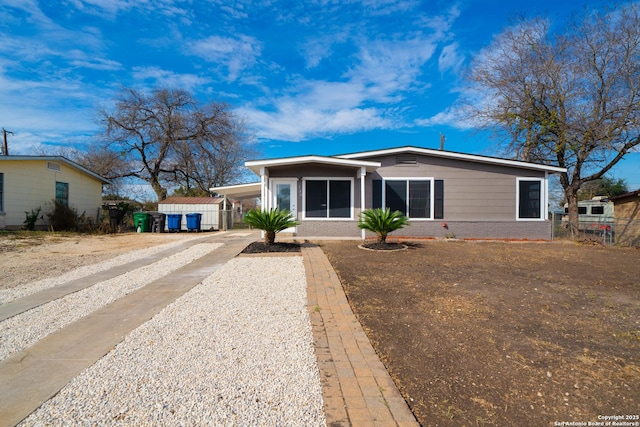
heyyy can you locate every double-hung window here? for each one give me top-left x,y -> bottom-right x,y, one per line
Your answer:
517,178 -> 544,220
304,178 -> 352,219
372,178 -> 444,220
55,182 -> 69,206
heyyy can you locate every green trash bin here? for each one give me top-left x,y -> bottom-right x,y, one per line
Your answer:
133,212 -> 151,233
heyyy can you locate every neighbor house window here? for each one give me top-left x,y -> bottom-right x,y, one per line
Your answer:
517,178 -> 543,220
372,178 -> 444,220
56,182 -> 69,206
304,179 -> 352,219
0,173 -> 4,211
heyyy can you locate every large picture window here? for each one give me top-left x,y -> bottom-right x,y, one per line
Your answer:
517,179 -> 543,220
372,178 -> 443,220
304,179 -> 352,219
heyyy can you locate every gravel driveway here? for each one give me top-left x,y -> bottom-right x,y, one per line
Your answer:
0,233 -> 325,426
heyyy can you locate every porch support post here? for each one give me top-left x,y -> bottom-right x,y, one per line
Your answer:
260,167 -> 268,211
360,167 -> 366,240
260,167 -> 268,240
222,196 -> 228,231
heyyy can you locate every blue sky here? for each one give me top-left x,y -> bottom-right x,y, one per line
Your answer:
1,0 -> 639,190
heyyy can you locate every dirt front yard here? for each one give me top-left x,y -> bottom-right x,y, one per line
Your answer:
321,240 -> 640,427
0,231 -> 200,290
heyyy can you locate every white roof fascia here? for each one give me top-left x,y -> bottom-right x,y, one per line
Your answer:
245,155 -> 381,175
338,147 -> 567,174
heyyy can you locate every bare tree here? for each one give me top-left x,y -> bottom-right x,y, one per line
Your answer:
172,103 -> 256,195
465,4 -> 640,236
97,87 -> 251,201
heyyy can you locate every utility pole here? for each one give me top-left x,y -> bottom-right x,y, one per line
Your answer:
2,128 -> 12,156
439,133 -> 445,151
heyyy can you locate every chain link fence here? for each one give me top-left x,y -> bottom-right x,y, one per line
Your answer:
551,212 -> 640,246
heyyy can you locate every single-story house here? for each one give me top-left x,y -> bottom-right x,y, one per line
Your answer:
0,156 -> 111,230
157,196 -> 231,231
211,146 -> 567,240
610,190 -> 640,247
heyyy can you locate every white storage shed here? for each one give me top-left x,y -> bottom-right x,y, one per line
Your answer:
157,196 -> 230,231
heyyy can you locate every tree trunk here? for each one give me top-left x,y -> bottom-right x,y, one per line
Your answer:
377,233 -> 387,244
265,231 -> 276,245
566,188 -> 580,239
151,180 -> 168,202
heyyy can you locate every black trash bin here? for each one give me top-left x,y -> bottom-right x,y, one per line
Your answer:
150,212 -> 166,233
186,213 -> 202,232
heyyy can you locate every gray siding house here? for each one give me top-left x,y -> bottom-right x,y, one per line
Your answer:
212,146 -> 566,240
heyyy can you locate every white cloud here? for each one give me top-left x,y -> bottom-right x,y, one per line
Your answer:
188,35 -> 262,82
131,67 -> 211,91
438,42 -> 464,74
414,103 -> 481,130
238,102 -> 393,142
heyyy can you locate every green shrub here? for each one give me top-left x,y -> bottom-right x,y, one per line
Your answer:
23,207 -> 42,231
358,208 -> 409,244
243,208 -> 298,245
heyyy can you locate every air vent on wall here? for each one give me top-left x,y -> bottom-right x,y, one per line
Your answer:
47,161 -> 61,171
395,154 -> 417,165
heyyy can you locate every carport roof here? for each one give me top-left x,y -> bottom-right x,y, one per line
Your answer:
159,197 -> 226,204
209,182 -> 261,199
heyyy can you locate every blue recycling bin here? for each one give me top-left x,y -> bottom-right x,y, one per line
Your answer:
186,213 -> 202,232
167,214 -> 182,232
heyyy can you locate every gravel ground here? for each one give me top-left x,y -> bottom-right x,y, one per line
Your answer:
20,256 -> 325,426
0,243 -> 222,361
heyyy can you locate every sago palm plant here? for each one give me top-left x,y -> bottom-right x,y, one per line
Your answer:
243,208 -> 298,245
358,208 -> 409,244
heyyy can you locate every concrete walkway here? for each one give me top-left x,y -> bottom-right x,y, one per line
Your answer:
0,234 -> 418,427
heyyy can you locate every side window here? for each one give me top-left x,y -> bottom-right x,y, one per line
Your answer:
578,206 -> 587,215
517,179 -> 542,219
56,182 -> 69,206
591,206 -> 604,215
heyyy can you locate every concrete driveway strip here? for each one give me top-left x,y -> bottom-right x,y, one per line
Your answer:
0,232 -> 258,427
0,233 -> 225,322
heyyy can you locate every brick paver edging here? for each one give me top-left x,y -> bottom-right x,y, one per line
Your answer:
302,244 -> 419,427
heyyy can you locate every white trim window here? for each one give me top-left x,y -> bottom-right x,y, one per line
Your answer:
303,178 -> 354,220
373,178 -> 435,220
516,178 -> 545,220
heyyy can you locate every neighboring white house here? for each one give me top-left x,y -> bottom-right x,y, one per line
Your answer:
0,156 -> 111,230
157,197 -> 230,231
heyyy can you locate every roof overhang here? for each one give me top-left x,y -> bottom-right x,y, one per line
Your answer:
209,182 -> 262,199
338,146 -> 567,174
245,155 -> 381,176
